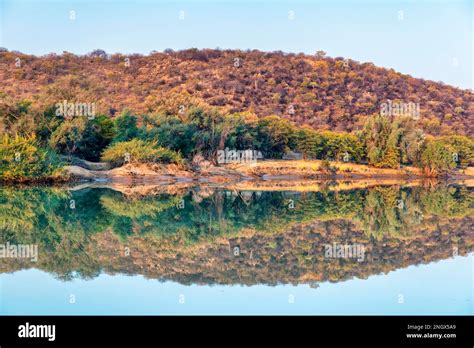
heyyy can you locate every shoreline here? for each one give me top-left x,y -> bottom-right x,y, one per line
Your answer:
2,160 -> 473,193
65,159 -> 474,183
1,159 -> 474,185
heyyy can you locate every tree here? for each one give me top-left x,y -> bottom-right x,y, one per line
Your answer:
255,116 -> 296,158
223,112 -> 258,151
74,115 -> 116,161
437,135 -> 474,168
140,114 -> 197,159
361,115 -> 400,168
114,111 -> 139,143
295,127 -> 322,159
420,139 -> 456,176
319,131 -> 365,162
49,117 -> 87,156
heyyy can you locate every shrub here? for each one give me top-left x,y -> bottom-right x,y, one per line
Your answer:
101,139 -> 183,166
49,116 -> 116,161
0,133 -> 64,181
319,130 -> 365,162
437,135 -> 474,169
319,159 -> 338,175
420,140 -> 456,176
113,111 -> 139,143
48,117 -> 87,156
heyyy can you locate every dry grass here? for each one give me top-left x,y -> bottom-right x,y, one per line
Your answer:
227,160 -> 424,178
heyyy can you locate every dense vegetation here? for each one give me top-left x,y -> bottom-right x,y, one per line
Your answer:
1,49 -> 472,136
1,49 -> 473,181
1,101 -> 473,180
0,133 -> 64,182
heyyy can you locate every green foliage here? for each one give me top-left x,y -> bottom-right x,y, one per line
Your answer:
437,135 -> 474,169
114,111 -> 139,143
222,112 -> 258,150
0,133 -> 64,181
420,139 -> 456,175
295,127 -> 323,159
141,114 -> 197,158
1,96 -> 472,173
255,116 -> 296,158
49,116 -> 116,161
101,139 -> 183,166
181,107 -> 223,160
74,115 -> 116,161
361,114 -> 401,168
398,127 -> 425,166
319,130 -> 365,162
48,117 -> 87,156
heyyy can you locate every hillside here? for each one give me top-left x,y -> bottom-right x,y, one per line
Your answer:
1,48 -> 473,136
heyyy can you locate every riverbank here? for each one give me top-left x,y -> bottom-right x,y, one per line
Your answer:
65,159 -> 474,183
3,159 -> 474,184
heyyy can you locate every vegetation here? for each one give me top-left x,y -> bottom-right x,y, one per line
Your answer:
1,49 -> 472,135
420,139 -> 457,176
1,100 -> 473,180
101,139 -> 183,166
0,133 -> 64,182
0,49 -> 473,181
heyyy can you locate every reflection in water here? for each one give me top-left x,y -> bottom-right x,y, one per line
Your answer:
0,183 -> 472,288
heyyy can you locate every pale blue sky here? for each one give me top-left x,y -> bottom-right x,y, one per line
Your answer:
0,0 -> 472,89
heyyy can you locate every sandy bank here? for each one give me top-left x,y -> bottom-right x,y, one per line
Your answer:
65,160 -> 474,183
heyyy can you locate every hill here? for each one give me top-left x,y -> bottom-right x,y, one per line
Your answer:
1,48 -> 472,136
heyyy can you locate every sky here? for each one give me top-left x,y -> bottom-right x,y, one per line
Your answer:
0,0 -> 472,89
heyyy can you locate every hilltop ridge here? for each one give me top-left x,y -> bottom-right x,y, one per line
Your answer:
1,48 -> 472,136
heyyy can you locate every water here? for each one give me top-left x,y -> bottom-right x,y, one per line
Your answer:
0,182 -> 472,315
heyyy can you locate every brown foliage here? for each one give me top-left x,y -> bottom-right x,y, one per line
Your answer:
1,49 -> 472,135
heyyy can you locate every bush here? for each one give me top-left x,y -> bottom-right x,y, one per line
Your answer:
49,116 -> 116,161
48,117 -> 87,156
319,159 -> 338,175
75,115 -> 116,161
113,111 -> 139,143
420,140 -> 456,176
437,135 -> 474,169
0,134 -> 64,181
101,139 -> 183,166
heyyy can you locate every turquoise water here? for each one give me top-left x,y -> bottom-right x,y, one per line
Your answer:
0,183 -> 472,315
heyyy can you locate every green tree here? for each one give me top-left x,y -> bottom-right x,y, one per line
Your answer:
48,117 -> 87,156
437,135 -> 474,168
114,111 -> 139,143
361,115 -> 400,168
420,139 -> 456,176
255,116 -> 296,158
295,127 -> 322,159
74,115 -> 116,161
